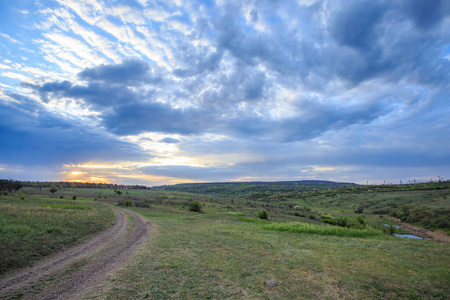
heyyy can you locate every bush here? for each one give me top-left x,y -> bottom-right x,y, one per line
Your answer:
384,225 -> 396,235
125,200 -> 132,207
257,209 -> 268,220
72,195 -> 77,200
189,201 -> 202,213
49,186 -> 58,194
356,216 -> 365,225
355,205 -> 364,213
337,217 -> 347,227
60,195 -> 64,199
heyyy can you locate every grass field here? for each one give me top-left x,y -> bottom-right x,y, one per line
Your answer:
102,206 -> 449,299
1,184 -> 449,298
0,194 -> 115,275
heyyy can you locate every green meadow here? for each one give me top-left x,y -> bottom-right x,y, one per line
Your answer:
104,206 -> 449,299
1,182 -> 449,299
0,193 -> 114,275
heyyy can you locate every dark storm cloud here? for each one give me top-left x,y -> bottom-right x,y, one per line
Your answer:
22,0 -> 450,148
211,0 -> 450,88
172,46 -> 223,77
0,96 -> 146,166
101,101 -> 205,135
330,1 -> 387,50
401,0 -> 448,30
138,165 -> 233,181
279,97 -> 391,142
79,59 -> 162,86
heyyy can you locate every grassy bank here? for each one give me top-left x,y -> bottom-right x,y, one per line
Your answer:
103,206 -> 449,299
0,194 -> 115,275
263,222 -> 382,237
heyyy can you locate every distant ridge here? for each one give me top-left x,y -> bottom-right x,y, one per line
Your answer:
151,180 -> 357,196
154,180 -> 356,186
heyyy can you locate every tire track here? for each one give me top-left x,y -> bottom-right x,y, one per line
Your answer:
0,206 -> 150,299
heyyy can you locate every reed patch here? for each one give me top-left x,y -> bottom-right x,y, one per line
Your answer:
262,222 -> 382,237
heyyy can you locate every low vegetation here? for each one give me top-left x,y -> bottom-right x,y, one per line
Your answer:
105,206 -> 449,299
188,201 -> 203,213
263,222 -> 382,237
0,194 -> 114,275
1,179 -> 449,298
257,209 -> 268,220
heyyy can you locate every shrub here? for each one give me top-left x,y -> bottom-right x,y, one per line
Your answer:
72,195 -> 77,200
355,205 -> 364,213
337,217 -> 347,227
356,216 -> 365,225
125,200 -> 132,207
49,186 -> 58,194
257,209 -> 268,220
60,195 -> 64,199
189,201 -> 202,213
384,225 -> 396,235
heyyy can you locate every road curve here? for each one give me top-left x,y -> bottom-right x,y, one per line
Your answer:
0,205 -> 150,299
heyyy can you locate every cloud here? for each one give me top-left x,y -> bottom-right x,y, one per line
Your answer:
0,93 -> 147,166
79,58 -> 162,85
330,1 -> 387,50
160,137 -> 180,143
1,0 -> 449,183
401,0 -> 448,30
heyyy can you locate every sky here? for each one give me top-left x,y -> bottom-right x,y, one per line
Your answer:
0,0 -> 449,186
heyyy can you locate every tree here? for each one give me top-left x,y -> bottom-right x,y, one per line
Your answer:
0,180 -> 23,193
189,201 -> 202,213
49,185 -> 58,194
258,209 -> 268,220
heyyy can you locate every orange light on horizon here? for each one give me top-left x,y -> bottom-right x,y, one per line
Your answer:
71,171 -> 85,175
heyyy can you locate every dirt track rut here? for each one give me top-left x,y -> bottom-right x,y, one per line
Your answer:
0,206 -> 150,299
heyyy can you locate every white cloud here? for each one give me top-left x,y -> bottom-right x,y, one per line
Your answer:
0,72 -> 32,82
55,0 -> 104,25
0,33 -> 21,44
43,32 -> 108,65
106,5 -> 147,25
70,22 -> 121,63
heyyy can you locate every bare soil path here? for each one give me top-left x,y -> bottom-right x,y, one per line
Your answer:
0,205 -> 150,299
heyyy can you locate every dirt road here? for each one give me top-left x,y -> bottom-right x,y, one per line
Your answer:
0,206 -> 150,299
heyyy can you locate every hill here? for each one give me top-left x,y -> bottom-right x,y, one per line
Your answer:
151,180 -> 357,197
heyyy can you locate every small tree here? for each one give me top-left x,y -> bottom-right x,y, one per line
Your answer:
355,205 -> 364,214
258,209 -> 268,220
189,201 -> 202,213
356,215 -> 365,225
49,185 -> 58,194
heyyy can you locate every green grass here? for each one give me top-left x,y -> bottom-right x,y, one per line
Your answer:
224,212 -> 244,216
3,186 -> 450,299
263,222 -> 382,237
102,206 -> 449,299
0,195 -> 115,275
237,217 -> 270,224
39,204 -> 92,210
